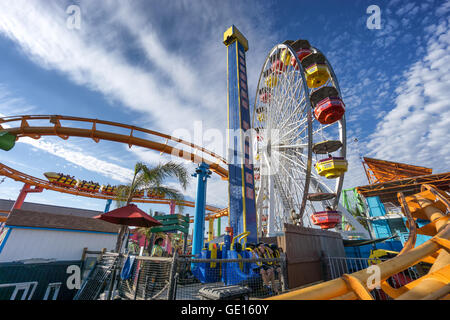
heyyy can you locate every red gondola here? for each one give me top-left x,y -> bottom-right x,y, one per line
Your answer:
271,59 -> 285,74
310,87 -> 345,125
311,210 -> 341,229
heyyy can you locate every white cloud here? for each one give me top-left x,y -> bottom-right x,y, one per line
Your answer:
366,17 -> 450,173
0,84 -> 37,115
19,137 -> 134,183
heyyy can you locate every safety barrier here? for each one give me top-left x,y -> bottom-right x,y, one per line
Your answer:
90,253 -> 287,300
323,256 -> 421,300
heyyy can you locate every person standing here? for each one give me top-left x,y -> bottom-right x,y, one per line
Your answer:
151,238 -> 165,257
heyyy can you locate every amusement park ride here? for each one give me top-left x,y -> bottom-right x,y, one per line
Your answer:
1,26 -> 449,300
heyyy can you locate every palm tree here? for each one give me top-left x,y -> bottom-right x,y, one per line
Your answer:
113,161 -> 189,252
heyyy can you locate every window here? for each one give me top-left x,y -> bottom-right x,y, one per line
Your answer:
0,282 -> 38,300
43,282 -> 62,300
388,218 -> 408,234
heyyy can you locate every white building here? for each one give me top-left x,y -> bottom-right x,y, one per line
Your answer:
0,208 -> 119,263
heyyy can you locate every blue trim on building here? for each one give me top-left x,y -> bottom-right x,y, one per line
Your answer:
0,228 -> 12,254
7,225 -> 117,235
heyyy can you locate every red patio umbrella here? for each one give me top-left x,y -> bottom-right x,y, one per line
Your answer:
94,204 -> 162,228
94,204 -> 162,252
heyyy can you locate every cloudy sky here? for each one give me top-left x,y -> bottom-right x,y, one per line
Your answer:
0,0 -> 449,221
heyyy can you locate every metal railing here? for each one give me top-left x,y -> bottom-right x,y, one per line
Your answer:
322,256 -> 422,300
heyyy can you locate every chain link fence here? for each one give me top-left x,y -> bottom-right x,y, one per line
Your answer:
173,256 -> 287,300
117,256 -> 173,300
85,252 -> 288,300
322,256 -> 423,300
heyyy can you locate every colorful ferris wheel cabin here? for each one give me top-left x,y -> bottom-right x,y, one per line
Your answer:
259,88 -> 272,103
310,86 -> 345,124
315,156 -> 348,179
287,39 -> 313,69
301,53 -> 330,88
265,74 -> 278,88
271,59 -> 286,74
311,210 -> 342,229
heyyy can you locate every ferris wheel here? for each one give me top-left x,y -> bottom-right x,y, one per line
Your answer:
252,39 -> 348,237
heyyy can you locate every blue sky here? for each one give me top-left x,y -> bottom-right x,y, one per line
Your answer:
0,0 -> 449,224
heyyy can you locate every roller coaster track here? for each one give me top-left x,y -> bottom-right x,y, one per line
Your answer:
0,162 -> 224,214
0,115 -> 230,216
0,115 -> 228,178
267,184 -> 450,300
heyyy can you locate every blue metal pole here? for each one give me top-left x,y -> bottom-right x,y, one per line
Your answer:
191,162 -> 211,260
104,199 -> 112,213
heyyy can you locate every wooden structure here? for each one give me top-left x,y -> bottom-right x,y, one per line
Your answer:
356,172 -> 450,206
263,224 -> 345,289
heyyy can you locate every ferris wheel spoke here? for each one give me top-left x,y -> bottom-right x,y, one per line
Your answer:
277,97 -> 306,132
275,150 -> 308,172
272,143 -> 308,150
277,118 -> 309,143
277,161 -> 307,193
273,75 -> 304,128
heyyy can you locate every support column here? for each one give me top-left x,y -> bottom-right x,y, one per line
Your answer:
267,171 -> 276,237
217,217 -> 221,237
169,200 -> 176,215
223,25 -> 258,244
191,163 -> 211,259
104,199 -> 112,213
11,183 -> 44,212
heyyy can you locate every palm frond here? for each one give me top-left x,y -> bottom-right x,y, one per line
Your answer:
149,185 -> 186,212
141,161 -> 189,190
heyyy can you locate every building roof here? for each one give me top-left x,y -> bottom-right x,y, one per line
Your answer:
362,157 -> 432,184
356,171 -> 450,205
0,199 -> 102,218
5,209 -> 121,234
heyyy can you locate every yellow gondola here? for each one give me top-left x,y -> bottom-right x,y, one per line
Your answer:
265,74 -> 278,88
314,157 -> 348,179
305,64 -> 330,88
257,113 -> 266,122
301,53 -> 330,88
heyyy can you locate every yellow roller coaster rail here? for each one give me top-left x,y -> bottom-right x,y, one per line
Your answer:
267,184 -> 450,300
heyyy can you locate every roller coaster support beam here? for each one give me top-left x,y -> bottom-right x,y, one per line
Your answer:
191,163 -> 211,261
11,183 -> 43,211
